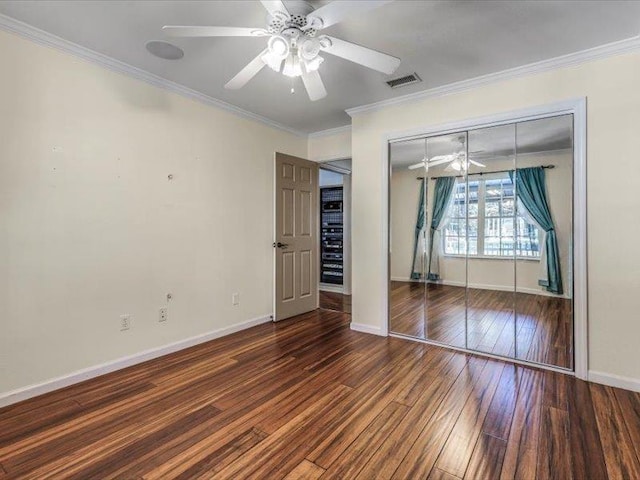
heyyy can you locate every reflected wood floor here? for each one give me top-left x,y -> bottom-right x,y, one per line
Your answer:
1,309 -> 638,479
390,281 -> 572,369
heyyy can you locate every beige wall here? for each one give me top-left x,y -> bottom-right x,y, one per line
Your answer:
0,30 -> 306,396
352,51 -> 640,382
390,151 -> 573,297
308,129 -> 351,161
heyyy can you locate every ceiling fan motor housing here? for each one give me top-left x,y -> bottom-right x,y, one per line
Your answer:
267,2 -> 317,37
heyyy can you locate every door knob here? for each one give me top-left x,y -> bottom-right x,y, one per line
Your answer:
273,242 -> 289,249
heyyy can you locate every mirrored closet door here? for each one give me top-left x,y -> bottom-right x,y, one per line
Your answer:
389,114 -> 574,370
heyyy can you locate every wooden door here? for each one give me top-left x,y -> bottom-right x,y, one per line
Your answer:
274,152 -> 319,320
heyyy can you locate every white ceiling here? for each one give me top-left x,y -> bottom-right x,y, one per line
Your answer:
390,114 -> 573,168
1,1 -> 639,133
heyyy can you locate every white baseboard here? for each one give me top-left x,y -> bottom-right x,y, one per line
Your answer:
588,370 -> 640,393
390,276 -> 420,283
392,278 -> 567,298
350,322 -> 384,336
0,314 -> 273,409
319,283 -> 344,294
441,280 -> 547,296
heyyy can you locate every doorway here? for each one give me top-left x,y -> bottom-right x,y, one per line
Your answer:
319,159 -> 352,313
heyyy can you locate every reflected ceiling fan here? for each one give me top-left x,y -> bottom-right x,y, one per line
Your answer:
408,137 -> 487,171
163,0 -> 401,101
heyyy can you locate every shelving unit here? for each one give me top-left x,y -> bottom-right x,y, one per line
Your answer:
320,186 -> 343,285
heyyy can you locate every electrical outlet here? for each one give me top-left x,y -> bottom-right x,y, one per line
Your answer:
232,293 -> 240,306
120,314 -> 131,331
159,307 -> 168,322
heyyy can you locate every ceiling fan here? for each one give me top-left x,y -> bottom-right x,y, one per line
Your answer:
408,137 -> 488,171
162,0 -> 401,101
408,153 -> 487,172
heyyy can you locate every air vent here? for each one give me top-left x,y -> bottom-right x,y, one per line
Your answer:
386,73 -> 421,89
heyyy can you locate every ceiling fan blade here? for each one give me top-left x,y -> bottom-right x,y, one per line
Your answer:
260,0 -> 289,17
225,49 -> 268,90
162,26 -> 267,37
408,162 -> 425,170
469,159 -> 487,168
301,70 -> 327,101
308,0 -> 393,29
322,36 -> 400,74
427,158 -> 453,167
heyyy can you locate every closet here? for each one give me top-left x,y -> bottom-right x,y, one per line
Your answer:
388,114 -> 574,370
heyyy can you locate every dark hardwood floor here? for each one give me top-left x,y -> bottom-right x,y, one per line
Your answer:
390,281 -> 573,369
319,290 -> 351,313
1,307 -> 638,479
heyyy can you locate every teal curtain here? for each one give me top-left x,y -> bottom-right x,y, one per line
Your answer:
410,181 -> 425,280
427,177 -> 456,280
510,167 -> 563,295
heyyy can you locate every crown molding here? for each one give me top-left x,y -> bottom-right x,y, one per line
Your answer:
308,124 -> 351,138
0,13 -> 308,138
346,35 -> 640,117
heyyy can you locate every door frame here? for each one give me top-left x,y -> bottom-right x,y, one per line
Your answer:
381,98 -> 588,379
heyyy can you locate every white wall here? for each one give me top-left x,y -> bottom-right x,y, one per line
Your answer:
351,50 -> 640,384
390,150 -> 573,297
308,129 -> 351,161
0,30 -> 307,397
389,167 -> 421,280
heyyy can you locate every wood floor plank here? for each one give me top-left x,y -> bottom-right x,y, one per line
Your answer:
172,428 -> 269,480
567,378 -> 608,480
482,363 -> 518,440
320,401 -> 409,479
205,385 -> 356,480
62,405 -> 221,480
0,308 -> 635,480
434,360 -> 506,478
535,405 -> 572,480
389,356 -> 489,480
590,383 -> 640,479
428,468 -> 461,480
353,354 -> 469,480
464,433 -> 507,480
283,459 -> 325,480
319,291 -> 352,314
307,341 -> 433,469
613,388 -> 640,466
500,368 -> 543,480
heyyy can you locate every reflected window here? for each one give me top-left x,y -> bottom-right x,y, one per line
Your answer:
444,181 -> 478,255
443,175 -> 541,258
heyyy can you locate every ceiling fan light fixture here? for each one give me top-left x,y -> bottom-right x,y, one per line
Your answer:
282,52 -> 303,77
299,38 -> 321,60
267,35 -> 290,59
303,55 -> 324,73
261,51 -> 283,72
318,35 -> 332,49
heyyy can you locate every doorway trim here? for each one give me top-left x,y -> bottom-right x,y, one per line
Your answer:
381,98 -> 588,379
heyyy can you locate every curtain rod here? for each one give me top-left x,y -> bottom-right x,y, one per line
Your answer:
416,164 -> 555,180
